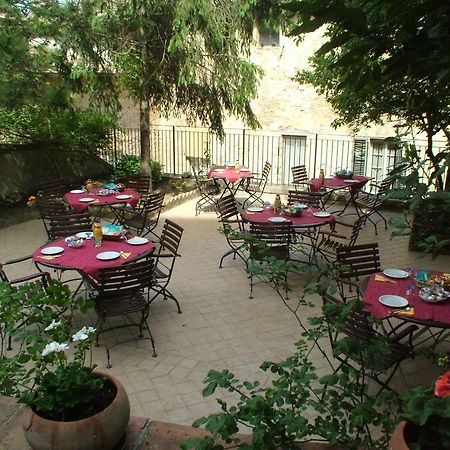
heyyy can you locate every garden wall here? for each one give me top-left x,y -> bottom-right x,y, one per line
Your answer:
0,144 -> 113,206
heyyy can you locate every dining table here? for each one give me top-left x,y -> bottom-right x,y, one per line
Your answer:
208,166 -> 253,198
33,235 -> 155,282
64,187 -> 140,215
363,269 -> 450,347
241,206 -> 335,264
309,175 -> 370,215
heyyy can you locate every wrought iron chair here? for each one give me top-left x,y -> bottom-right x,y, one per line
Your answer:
242,161 -> 272,208
291,165 -> 311,190
92,259 -> 157,366
49,212 -> 93,239
148,219 -> 184,313
248,222 -> 293,299
193,177 -> 220,216
36,197 -> 71,240
322,292 -> 417,394
355,176 -> 393,234
114,192 -> 165,239
217,194 -> 248,268
316,216 -> 365,261
125,176 -> 152,196
186,156 -> 210,179
335,242 -> 381,298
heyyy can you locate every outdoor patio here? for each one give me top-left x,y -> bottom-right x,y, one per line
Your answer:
1,195 -> 449,428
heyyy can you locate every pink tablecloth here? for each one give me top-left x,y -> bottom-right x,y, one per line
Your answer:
208,167 -> 253,184
65,188 -> 140,214
364,272 -> 450,326
33,237 -> 155,280
310,175 -> 369,196
241,207 -> 335,228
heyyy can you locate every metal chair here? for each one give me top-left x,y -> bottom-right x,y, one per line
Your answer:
248,222 -> 293,299
125,176 -> 152,196
287,190 -> 322,208
322,292 -> 417,394
217,194 -> 248,268
149,219 -> 184,313
115,192 -> 165,239
92,259 -> 157,366
335,243 -> 381,297
36,197 -> 71,240
291,165 -> 311,190
194,177 -> 220,216
355,176 -> 393,234
49,212 -> 93,239
242,161 -> 272,208
316,216 -> 365,261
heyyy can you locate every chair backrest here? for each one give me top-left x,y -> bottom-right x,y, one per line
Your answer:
336,243 -> 381,281
37,197 -> 68,218
217,194 -> 240,222
142,191 -> 165,216
377,176 -> 393,197
186,156 -> 210,179
156,219 -> 184,276
125,176 -> 151,195
39,178 -> 67,197
49,212 -> 92,239
249,222 -> 292,261
291,165 -> 308,185
97,259 -> 154,299
348,216 -> 365,246
287,190 -> 321,208
261,161 -> 272,180
322,292 -> 376,343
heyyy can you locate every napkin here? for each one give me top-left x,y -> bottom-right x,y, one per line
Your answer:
392,307 -> 415,317
245,211 -> 259,215
38,255 -> 62,260
120,252 -> 131,259
375,274 -> 396,283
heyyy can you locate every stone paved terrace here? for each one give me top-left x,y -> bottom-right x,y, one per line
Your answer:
1,195 -> 450,428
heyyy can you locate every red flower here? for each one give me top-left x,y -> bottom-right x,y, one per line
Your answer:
435,371 -> 450,398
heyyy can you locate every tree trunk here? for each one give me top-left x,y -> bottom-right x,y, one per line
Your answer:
139,99 -> 153,190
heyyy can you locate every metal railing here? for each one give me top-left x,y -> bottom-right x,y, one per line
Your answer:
101,125 -> 447,191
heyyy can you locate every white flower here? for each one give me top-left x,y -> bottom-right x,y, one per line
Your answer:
44,320 -> 61,331
41,342 -> 69,357
72,329 -> 88,342
85,326 -> 96,334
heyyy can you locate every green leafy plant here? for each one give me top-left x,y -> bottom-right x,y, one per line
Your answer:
0,280 -> 107,421
400,368 -> 450,449
113,155 -> 164,184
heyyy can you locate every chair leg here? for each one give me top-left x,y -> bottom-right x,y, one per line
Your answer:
149,286 -> 182,314
142,312 -> 157,357
249,274 -> 254,299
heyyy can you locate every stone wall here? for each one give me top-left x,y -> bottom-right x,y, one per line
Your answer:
0,144 -> 113,206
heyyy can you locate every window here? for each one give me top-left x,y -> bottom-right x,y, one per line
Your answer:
258,23 -> 280,46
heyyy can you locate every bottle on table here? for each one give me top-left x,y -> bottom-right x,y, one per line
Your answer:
86,179 -> 93,193
234,159 -> 240,173
319,168 -> 325,186
92,221 -> 103,247
274,193 -> 282,214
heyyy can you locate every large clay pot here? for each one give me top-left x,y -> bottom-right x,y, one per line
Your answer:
22,371 -> 130,450
389,421 -> 409,449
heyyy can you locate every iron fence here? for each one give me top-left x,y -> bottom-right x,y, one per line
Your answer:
102,125 -> 447,191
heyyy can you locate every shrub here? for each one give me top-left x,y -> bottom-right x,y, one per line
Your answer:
113,155 -> 164,184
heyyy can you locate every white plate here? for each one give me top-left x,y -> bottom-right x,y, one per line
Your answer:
344,179 -> 358,183
96,251 -> 121,261
293,203 -> 308,210
116,194 -> 131,200
79,197 -> 95,203
313,212 -> 331,218
240,168 -> 251,172
214,169 -> 225,173
127,237 -> 149,245
70,189 -> 85,194
324,177 -> 333,180
247,207 -> 264,213
76,231 -> 93,239
379,295 -> 408,308
268,217 -> 287,223
41,246 -> 64,255
383,269 -> 409,279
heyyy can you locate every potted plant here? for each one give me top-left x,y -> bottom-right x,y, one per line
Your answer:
0,280 -> 130,450
390,371 -> 450,449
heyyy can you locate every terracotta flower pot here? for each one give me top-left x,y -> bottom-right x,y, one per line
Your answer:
389,421 -> 410,450
22,371 -> 130,450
